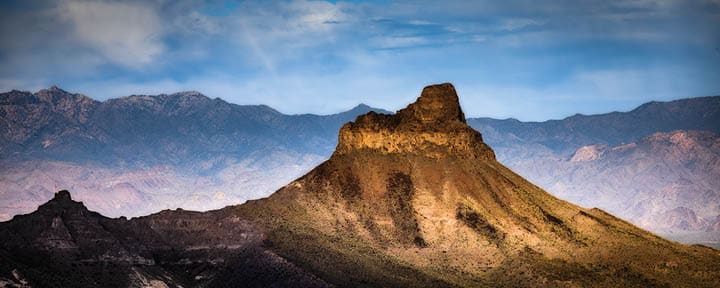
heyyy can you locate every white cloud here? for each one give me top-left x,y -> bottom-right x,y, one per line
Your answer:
372,36 -> 427,49
288,0 -> 347,32
59,0 -> 165,68
214,0 -> 352,72
499,18 -> 544,31
176,10 -> 221,34
232,0 -> 349,44
407,20 -> 434,25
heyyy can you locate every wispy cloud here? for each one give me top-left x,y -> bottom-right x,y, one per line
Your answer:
58,0 -> 165,68
499,18 -> 544,31
372,36 -> 428,49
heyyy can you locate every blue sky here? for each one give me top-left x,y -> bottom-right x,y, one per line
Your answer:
1,0 -> 719,120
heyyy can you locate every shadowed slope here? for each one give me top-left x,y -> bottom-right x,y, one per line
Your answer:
0,191 -> 331,288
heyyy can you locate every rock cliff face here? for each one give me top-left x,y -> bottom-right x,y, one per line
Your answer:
336,83 -> 495,160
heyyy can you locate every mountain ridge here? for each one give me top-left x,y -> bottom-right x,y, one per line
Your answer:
1,87 -> 719,246
3,83 -> 719,287
470,95 -> 720,156
0,86 -> 392,167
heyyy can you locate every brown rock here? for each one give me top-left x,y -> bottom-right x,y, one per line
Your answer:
398,83 -> 466,123
336,83 -> 495,160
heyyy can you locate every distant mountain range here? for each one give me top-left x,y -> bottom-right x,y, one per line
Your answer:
1,86 -> 719,245
1,86 -> 390,167
471,96 -> 720,155
0,86 -> 389,220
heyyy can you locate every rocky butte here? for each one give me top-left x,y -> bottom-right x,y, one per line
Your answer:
1,83 -> 719,287
336,83 -> 495,160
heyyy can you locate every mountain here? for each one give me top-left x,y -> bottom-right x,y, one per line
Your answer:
0,87 -> 389,220
1,86 -> 390,167
1,87 -> 719,246
468,96 -> 720,156
2,83 -> 719,287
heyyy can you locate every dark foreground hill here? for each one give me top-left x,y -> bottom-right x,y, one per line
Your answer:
1,84 -> 719,287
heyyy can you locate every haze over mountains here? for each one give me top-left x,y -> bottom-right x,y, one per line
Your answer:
0,86 -> 389,219
1,86 -> 719,246
1,84 -> 719,287
470,98 -> 720,245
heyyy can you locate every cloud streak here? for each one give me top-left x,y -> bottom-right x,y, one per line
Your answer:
59,0 -> 165,67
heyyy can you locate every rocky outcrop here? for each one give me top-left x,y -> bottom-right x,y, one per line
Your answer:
336,83 -> 495,160
570,144 -> 609,162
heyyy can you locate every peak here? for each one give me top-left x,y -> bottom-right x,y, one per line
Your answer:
54,190 -> 72,201
352,103 -> 371,110
344,104 -> 380,115
335,83 -> 495,160
37,86 -> 74,96
344,103 -> 392,116
34,87 -> 96,105
398,83 -> 465,124
170,91 -> 207,98
37,190 -> 87,212
37,86 -> 69,95
46,85 -> 66,92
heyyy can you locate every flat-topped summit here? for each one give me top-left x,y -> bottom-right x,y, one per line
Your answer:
398,83 -> 466,123
54,190 -> 72,201
335,83 -> 494,159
